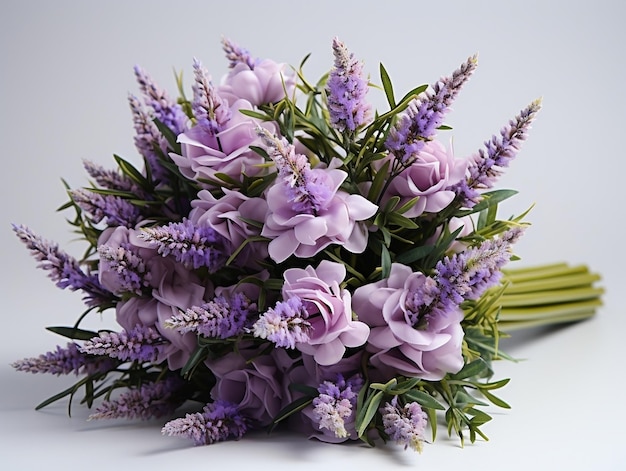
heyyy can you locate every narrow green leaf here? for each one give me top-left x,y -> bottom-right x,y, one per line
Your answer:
451,358 -> 489,380
394,244 -> 434,265
381,243 -> 391,280
180,344 -> 208,379
114,155 -> 150,189
379,63 -> 396,108
480,389 -> 511,409
356,391 -> 383,437
268,396 -> 314,433
46,326 -> 99,341
403,390 -> 446,410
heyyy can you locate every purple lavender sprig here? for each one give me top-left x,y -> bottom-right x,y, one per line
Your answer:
312,374 -> 363,438
82,160 -> 139,193
252,296 -> 311,349
12,224 -> 113,308
257,128 -> 332,214
166,293 -> 255,339
386,55 -> 478,164
381,397 -> 428,452
12,343 -> 115,376
133,65 -> 187,135
326,37 -> 371,135
81,325 -> 166,363
128,93 -> 170,183
70,188 -> 142,228
221,37 -> 258,70
88,376 -> 185,420
97,243 -> 151,295
162,400 -> 248,446
137,219 -> 228,271
192,58 -> 231,136
452,100 -> 542,206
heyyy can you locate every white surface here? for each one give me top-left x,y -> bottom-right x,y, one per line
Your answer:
1,1 -> 624,469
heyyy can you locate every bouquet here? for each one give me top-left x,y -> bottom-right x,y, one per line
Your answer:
12,37 -> 603,453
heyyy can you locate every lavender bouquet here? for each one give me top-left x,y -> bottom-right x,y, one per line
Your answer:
12,38 -> 602,452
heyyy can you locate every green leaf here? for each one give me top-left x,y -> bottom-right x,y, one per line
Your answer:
152,118 -> 180,153
394,244 -> 434,265
381,243 -> 391,280
238,108 -> 271,121
397,84 -> 428,105
180,344 -> 208,379
403,390 -> 446,410
479,389 -> 511,409
46,326 -> 99,341
114,155 -> 150,189
379,63 -> 396,108
456,189 -> 519,217
268,396 -> 314,433
356,390 -> 383,437
451,358 -> 489,380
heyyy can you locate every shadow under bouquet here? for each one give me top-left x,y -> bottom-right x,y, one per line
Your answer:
12,37 -> 603,452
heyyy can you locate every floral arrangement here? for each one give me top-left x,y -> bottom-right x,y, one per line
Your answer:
12,37 -> 603,453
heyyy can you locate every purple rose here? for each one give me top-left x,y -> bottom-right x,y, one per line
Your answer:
171,98 -> 277,186
281,260 -> 369,366
383,140 -> 467,218
189,188 -> 269,267
261,162 -> 378,262
218,59 -> 296,106
207,347 -> 286,426
353,263 -> 464,381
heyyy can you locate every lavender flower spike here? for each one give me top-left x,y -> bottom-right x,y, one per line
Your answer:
166,293 -> 254,339
327,37 -> 371,134
83,160 -> 138,193
453,99 -> 542,206
162,400 -> 248,446
435,226 -> 525,307
386,55 -> 478,163
257,128 -> 333,214
70,188 -> 141,228
138,219 -> 228,271
312,374 -> 363,439
221,37 -> 258,69
381,397 -> 428,452
81,325 -> 166,362
12,343 -> 114,376
133,65 -> 187,135
12,224 -> 113,307
97,243 -> 151,295
192,58 -> 231,135
252,296 -> 311,349
89,376 -> 184,420
128,93 -> 170,183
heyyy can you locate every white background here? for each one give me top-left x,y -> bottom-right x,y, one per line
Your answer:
1,1 -> 624,469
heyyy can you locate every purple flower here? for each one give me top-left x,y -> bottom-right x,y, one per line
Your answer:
189,188 -> 269,268
162,400 -> 248,446
312,374 -> 363,439
12,343 -> 114,376
13,224 -> 113,308
326,37 -> 371,134
217,43 -> 295,106
81,325 -> 167,363
128,93 -> 170,183
82,160 -> 139,193
279,261 -> 370,365
97,242 -> 151,296
352,263 -> 464,380
206,349 -> 285,427
221,37 -> 258,70
89,376 -> 185,420
381,397 -> 428,452
133,65 -> 187,135
258,133 -> 377,263
191,58 -> 231,135
386,55 -> 477,164
167,293 -> 255,339
452,100 -> 542,206
171,98 -> 276,187
252,296 -> 312,348
381,140 -> 467,218
70,188 -> 142,228
137,219 -> 228,272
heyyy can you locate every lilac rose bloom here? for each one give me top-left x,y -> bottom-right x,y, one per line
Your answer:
206,346 -> 286,426
261,161 -> 378,263
189,188 -> 269,267
218,59 -> 296,107
171,98 -> 277,187
383,139 -> 467,218
352,263 -> 464,381
281,260 -> 370,366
